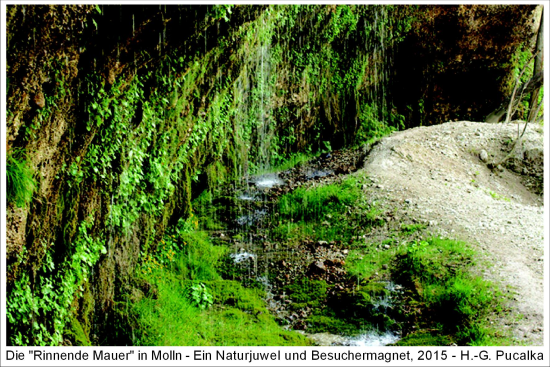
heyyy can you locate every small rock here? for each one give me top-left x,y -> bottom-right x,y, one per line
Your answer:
382,264 -> 388,270
383,244 -> 391,249
317,240 -> 328,246
33,91 -> 45,108
479,149 -> 488,163
308,261 -> 326,274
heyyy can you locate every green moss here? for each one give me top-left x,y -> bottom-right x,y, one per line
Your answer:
343,233 -> 507,345
306,315 -> 359,335
205,280 -> 266,313
394,330 -> 455,346
392,238 -> 505,345
172,231 -> 225,281
283,278 -> 328,309
132,265 -> 310,346
272,175 -> 381,244
65,317 -> 91,346
132,225 -> 310,346
77,281 -> 95,343
346,243 -> 396,281
355,283 -> 390,304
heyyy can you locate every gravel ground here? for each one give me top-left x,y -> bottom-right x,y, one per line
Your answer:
362,120 -> 545,345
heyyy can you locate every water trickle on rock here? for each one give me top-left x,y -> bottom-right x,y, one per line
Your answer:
213,147 -> 402,346
253,174 -> 284,189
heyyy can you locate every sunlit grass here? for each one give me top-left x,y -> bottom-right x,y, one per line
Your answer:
6,149 -> 36,207
131,230 -> 310,346
277,176 -> 361,221
347,237 -> 508,346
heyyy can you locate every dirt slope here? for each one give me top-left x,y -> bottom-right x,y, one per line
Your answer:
361,120 -> 545,345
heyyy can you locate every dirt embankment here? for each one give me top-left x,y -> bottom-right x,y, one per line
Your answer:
361,120 -> 545,345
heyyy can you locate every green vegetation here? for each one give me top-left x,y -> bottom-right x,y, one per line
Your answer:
267,172 -> 509,345
487,189 -> 511,202
7,218 -> 106,345
128,171 -> 509,346
400,223 -> 426,235
267,175 -> 399,336
273,175 -> 382,244
6,149 -> 36,207
278,177 -> 360,221
130,230 -> 310,346
283,278 -> 328,310
6,4 -> 536,346
348,237 -> 507,346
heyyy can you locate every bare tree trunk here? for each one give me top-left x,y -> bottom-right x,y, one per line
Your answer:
485,71 -> 543,123
528,8 -> 544,122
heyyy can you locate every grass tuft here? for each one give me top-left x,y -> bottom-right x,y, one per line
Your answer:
6,149 -> 36,207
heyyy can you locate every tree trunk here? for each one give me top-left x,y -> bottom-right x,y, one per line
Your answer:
528,8 -> 544,122
485,71 -> 543,123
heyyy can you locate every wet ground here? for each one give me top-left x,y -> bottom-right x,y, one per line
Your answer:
206,147 -> 403,346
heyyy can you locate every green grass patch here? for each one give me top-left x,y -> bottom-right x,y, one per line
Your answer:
278,176 -> 361,221
393,330 -> 455,346
346,240 -> 397,281
6,149 -> 36,207
131,229 -> 310,346
283,278 -> 328,309
346,237 -> 507,345
271,175 -> 382,244
131,277 -> 309,345
400,223 -> 427,235
257,152 -> 317,175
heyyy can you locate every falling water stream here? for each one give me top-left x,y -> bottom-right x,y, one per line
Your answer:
209,160 -> 402,346
199,6 -> 401,345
